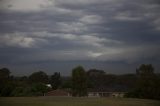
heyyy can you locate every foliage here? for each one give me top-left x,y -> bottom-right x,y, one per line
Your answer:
61,77 -> 72,88
11,87 -> 31,97
0,68 -> 13,96
1,83 -> 15,97
87,69 -> 135,92
126,64 -> 160,100
29,71 -> 49,84
31,83 -> 49,96
72,66 -> 87,97
0,68 -> 10,79
0,68 -> 10,87
50,72 -> 61,90
0,65 -> 160,99
0,69 -> 51,97
87,69 -> 106,88
10,83 -> 50,97
136,64 -> 154,76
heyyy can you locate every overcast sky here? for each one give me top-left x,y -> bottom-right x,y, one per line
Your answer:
0,0 -> 160,76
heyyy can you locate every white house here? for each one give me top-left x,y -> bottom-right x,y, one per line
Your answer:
88,91 -> 125,97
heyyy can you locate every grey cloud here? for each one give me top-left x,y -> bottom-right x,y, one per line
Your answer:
0,0 -> 160,74
0,0 -> 54,12
0,32 -> 47,48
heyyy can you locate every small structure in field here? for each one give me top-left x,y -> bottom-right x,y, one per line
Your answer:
45,89 -> 71,96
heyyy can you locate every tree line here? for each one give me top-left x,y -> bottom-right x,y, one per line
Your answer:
0,64 -> 160,100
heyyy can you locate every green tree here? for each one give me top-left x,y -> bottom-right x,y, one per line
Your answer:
87,69 -> 106,88
29,71 -> 48,84
136,64 -> 154,77
126,64 -> 160,100
31,83 -> 49,96
0,68 -> 10,79
61,77 -> 72,88
0,68 -> 11,96
72,66 -> 87,97
50,72 -> 61,90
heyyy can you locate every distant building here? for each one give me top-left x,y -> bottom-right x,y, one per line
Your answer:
88,91 -> 125,97
87,88 -> 126,97
45,88 -> 126,97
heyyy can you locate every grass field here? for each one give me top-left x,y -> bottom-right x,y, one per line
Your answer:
0,97 -> 160,106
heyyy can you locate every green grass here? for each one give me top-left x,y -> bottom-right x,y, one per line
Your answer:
0,97 -> 160,106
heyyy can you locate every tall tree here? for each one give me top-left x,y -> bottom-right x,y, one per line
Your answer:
0,68 -> 11,95
72,66 -> 87,96
137,64 -> 158,99
0,68 -> 10,80
50,72 -> 61,90
136,64 -> 154,77
29,71 -> 48,84
126,64 -> 160,100
72,66 -> 87,97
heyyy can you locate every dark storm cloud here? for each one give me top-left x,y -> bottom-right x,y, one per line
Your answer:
54,0 -> 160,41
0,0 -> 160,75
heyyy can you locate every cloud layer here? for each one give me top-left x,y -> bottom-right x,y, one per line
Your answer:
0,0 -> 160,74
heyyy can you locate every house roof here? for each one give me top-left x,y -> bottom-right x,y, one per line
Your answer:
46,89 -> 69,96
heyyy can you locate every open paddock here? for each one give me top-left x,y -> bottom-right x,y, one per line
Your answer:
0,97 -> 160,106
